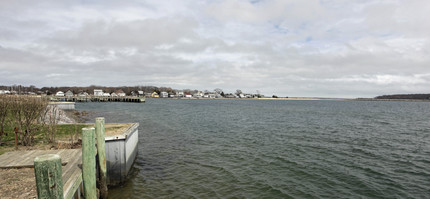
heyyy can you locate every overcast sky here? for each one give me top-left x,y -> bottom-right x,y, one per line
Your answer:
1,0 -> 429,97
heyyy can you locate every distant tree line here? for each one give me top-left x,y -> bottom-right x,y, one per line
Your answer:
375,94 -> 430,100
0,85 -> 177,95
1,85 -> 268,98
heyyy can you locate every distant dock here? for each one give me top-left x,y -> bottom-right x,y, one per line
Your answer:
48,96 -> 145,103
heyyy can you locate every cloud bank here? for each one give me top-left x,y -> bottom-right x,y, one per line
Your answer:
1,0 -> 429,97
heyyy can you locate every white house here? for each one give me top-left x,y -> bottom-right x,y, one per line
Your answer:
177,91 -> 184,97
65,90 -> 74,97
193,92 -> 203,98
115,90 -> 126,97
94,89 -> 103,96
55,91 -> 65,97
138,91 -> 144,97
78,92 -> 89,97
160,91 -> 168,98
102,93 -> 111,97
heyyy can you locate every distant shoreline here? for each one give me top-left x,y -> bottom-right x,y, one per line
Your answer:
153,97 -> 430,102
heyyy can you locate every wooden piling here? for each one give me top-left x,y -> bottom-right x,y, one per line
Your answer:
82,127 -> 97,199
96,117 -> 108,199
34,154 -> 64,199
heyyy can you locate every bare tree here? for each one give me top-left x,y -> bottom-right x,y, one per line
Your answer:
40,103 -> 60,143
214,88 -> 223,94
235,89 -> 243,96
0,96 -> 9,145
10,96 -> 48,146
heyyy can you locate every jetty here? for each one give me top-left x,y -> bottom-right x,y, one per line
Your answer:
49,96 -> 145,103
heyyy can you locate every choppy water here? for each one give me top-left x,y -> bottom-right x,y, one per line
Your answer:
76,99 -> 430,198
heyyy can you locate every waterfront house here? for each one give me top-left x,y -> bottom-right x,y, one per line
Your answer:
151,92 -> 159,98
111,93 -> 118,97
138,91 -> 144,97
224,93 -> 236,98
94,89 -> 103,96
55,91 -> 65,97
65,90 -> 74,97
160,91 -> 168,98
102,93 -> 111,97
78,92 -> 89,97
177,91 -> 184,97
115,89 -> 126,97
3,90 -> 11,94
193,92 -> 203,98
185,93 -> 192,98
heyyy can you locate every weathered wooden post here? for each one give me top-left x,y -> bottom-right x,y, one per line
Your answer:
96,117 -> 108,198
34,154 -> 64,199
82,127 -> 97,199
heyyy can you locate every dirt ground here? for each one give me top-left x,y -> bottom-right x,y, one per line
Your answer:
0,168 -> 37,199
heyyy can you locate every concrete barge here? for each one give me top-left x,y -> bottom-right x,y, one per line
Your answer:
104,123 -> 139,186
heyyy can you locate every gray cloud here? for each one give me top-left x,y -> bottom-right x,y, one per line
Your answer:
1,0 -> 430,97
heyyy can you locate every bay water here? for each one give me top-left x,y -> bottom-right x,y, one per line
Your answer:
76,99 -> 430,198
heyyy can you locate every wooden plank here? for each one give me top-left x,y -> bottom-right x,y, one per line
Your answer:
0,153 -> 20,167
13,150 -> 39,166
0,151 -> 24,165
0,149 -> 77,169
5,150 -> 44,168
63,166 -> 83,199
62,151 -> 82,183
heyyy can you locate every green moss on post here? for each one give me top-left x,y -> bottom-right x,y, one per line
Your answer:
82,127 -> 97,199
34,154 -> 64,199
96,117 -> 108,199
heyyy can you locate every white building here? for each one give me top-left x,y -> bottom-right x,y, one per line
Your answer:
115,90 -> 126,97
193,92 -> 203,98
94,89 -> 103,96
55,91 -> 65,97
65,90 -> 74,97
160,91 -> 169,98
78,92 -> 89,97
